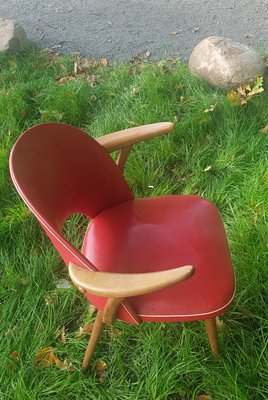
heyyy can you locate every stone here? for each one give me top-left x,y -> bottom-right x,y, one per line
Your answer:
0,18 -> 29,53
189,36 -> 265,89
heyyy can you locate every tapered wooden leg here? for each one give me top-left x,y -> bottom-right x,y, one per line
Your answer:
205,317 -> 219,356
81,310 -> 104,371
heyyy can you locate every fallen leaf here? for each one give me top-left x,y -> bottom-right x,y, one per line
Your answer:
132,87 -> 141,94
145,50 -> 152,58
51,44 -> 62,49
11,351 -> 20,361
95,360 -> 107,371
74,323 -> 94,339
8,60 -> 17,67
100,58 -> 109,67
61,326 -> 67,344
35,347 -> 57,367
131,54 -> 142,63
107,328 -> 123,338
34,347 -> 74,371
88,304 -> 97,318
203,165 -> 212,172
126,120 -> 137,126
260,125 -> 268,133
95,360 -> 107,382
227,77 -> 264,105
168,30 -> 182,35
196,396 -> 213,400
87,74 -> 96,86
216,317 -> 225,329
56,279 -> 72,289
204,103 -> 217,113
44,293 -> 57,306
192,27 -> 200,33
58,76 -> 73,84
180,95 -> 185,101
59,359 -> 75,371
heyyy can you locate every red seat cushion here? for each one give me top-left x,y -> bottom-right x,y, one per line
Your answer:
82,195 -> 235,322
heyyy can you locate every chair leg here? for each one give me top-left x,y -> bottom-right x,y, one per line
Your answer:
205,317 -> 219,356
81,310 -> 104,371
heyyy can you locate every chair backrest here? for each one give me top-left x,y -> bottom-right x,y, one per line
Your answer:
9,123 -> 133,265
10,123 -> 139,324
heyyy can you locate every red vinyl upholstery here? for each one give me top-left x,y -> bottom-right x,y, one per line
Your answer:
10,122 -> 234,326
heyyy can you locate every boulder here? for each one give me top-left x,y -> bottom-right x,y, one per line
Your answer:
0,18 -> 29,53
189,36 -> 265,89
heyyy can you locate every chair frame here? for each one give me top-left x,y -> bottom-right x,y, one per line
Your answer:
10,122 -> 227,371
67,122 -> 220,370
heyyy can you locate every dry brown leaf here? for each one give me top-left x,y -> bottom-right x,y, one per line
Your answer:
86,74 -> 96,86
100,58 -> 109,67
204,103 -> 217,113
126,120 -> 137,126
196,396 -> 213,400
58,76 -> 73,84
61,326 -> 67,344
34,346 -> 57,367
260,125 -> 268,133
95,360 -> 107,372
11,351 -> 20,361
8,60 -> 17,67
59,359 -> 75,371
95,360 -> 107,382
88,304 -> 97,317
216,317 -> 225,329
44,293 -> 57,306
168,30 -> 182,36
34,347 -> 74,371
51,44 -> 62,49
180,95 -> 185,102
56,279 -> 72,289
107,328 -> 123,339
74,323 -> 94,339
132,87 -> 141,94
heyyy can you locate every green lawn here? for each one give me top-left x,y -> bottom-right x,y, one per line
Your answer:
0,47 -> 267,400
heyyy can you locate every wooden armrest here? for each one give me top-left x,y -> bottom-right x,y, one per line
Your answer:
68,262 -> 194,298
95,122 -> 175,153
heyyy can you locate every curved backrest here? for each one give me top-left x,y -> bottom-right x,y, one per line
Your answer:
9,122 -> 139,324
10,123 -> 133,226
9,122 -> 133,265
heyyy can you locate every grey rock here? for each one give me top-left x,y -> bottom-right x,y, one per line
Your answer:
0,18 -> 29,53
189,36 -> 265,89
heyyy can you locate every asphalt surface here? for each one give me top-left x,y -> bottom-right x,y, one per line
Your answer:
0,0 -> 267,61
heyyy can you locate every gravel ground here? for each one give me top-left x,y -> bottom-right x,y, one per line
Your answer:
0,0 -> 267,61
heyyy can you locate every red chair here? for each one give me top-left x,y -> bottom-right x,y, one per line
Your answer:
9,122 -> 234,370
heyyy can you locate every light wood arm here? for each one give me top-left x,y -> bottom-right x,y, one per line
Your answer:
68,262 -> 194,298
69,262 -> 194,325
96,122 -> 175,152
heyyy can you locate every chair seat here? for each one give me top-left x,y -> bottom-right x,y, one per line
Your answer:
82,195 -> 235,322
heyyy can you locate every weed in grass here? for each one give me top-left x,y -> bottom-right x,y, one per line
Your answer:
0,47 -> 267,399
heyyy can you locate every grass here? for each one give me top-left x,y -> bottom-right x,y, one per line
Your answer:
0,47 -> 267,400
